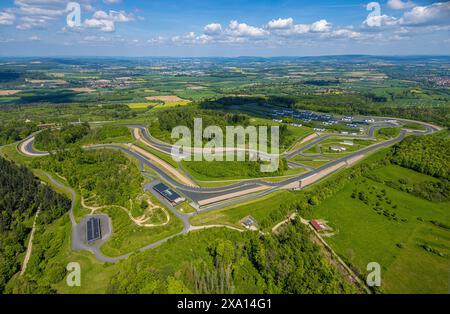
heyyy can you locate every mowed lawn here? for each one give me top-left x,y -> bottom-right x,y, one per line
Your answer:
309,168 -> 449,293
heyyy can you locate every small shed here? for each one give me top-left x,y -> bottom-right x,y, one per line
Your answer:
310,220 -> 324,232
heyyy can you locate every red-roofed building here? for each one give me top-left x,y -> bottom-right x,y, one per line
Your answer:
310,220 -> 324,231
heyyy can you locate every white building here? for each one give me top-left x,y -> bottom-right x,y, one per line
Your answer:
330,145 -> 347,152
341,140 -> 354,146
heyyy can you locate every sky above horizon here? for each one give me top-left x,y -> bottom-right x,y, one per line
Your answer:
0,0 -> 449,57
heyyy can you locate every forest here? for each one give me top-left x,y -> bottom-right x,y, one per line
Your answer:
0,122 -> 38,146
155,107 -> 250,133
389,133 -> 449,179
31,149 -> 142,208
34,123 -> 90,151
107,220 -> 355,294
0,156 -> 70,293
34,124 -> 132,151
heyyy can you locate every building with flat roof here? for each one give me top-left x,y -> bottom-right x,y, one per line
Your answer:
153,183 -> 185,205
330,145 -> 347,152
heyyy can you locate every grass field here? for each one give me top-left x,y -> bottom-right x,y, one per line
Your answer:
190,190 -> 299,229
127,103 -> 152,109
306,167 -> 450,293
181,158 -> 290,181
98,205 -> 184,257
289,155 -> 330,168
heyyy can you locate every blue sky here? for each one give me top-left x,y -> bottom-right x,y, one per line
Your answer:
0,0 -> 449,56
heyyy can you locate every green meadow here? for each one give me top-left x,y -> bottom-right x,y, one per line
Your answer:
307,167 -> 449,293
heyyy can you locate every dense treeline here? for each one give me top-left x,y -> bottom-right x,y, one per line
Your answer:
0,157 -> 70,293
34,123 -> 90,151
0,122 -> 38,146
213,96 -> 296,108
107,221 -> 355,294
0,103 -> 137,127
152,106 -> 296,149
389,133 -> 449,179
156,107 -> 250,133
83,125 -> 132,143
31,149 -> 142,207
34,124 -> 131,151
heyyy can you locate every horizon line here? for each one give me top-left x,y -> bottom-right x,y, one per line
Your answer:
1,54 -> 449,59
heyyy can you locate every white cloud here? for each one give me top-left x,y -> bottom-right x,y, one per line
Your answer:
13,0 -> 86,30
227,20 -> 268,37
387,0 -> 416,10
169,32 -> 215,45
328,28 -> 362,39
269,18 -> 332,36
84,10 -> 136,32
92,10 -> 135,22
363,2 -> 450,29
16,16 -> 50,30
310,19 -> 332,32
10,1 -> 134,32
0,11 -> 15,25
267,17 -> 293,29
364,14 -> 398,27
84,18 -> 115,32
29,35 -> 40,41
103,0 -> 122,4
203,23 -> 222,35
289,24 -> 311,34
399,2 -> 450,26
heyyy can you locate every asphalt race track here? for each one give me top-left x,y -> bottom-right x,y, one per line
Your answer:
16,115 -> 441,262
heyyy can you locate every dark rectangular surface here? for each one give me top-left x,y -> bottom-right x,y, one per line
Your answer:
87,217 -> 102,242
153,183 -> 182,202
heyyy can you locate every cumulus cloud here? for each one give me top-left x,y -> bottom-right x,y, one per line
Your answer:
29,35 -> 40,41
203,23 -> 222,35
84,18 -> 115,32
310,19 -> 332,32
13,0 -> 91,30
227,20 -> 268,37
364,14 -> 398,27
0,11 -> 15,25
167,32 -> 216,45
269,18 -> 332,36
92,10 -> 135,22
327,28 -> 362,39
363,1 -> 450,30
8,1 -> 135,31
267,17 -> 293,29
399,2 -> 450,26
84,10 -> 136,32
387,0 -> 416,10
